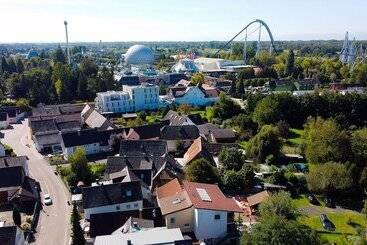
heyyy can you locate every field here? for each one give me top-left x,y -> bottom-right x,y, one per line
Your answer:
282,128 -> 305,154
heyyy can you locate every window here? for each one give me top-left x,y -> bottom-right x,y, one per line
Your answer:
170,217 -> 175,224
126,190 -> 132,197
140,174 -> 144,179
116,206 -> 120,210
126,204 -> 131,209
214,214 -> 221,220
184,223 -> 190,227
134,203 -> 138,208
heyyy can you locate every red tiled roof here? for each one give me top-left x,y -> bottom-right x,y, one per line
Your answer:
246,191 -> 270,207
156,178 -> 182,199
182,181 -> 242,213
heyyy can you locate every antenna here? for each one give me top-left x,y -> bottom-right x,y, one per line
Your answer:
64,20 -> 71,65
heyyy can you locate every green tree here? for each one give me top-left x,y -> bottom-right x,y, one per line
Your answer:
259,191 -> 298,220
240,164 -> 255,188
306,162 -> 352,196
53,45 -> 66,64
15,58 -> 24,73
54,79 -> 63,101
240,215 -> 320,245
246,125 -> 282,163
98,67 -> 115,91
304,118 -> 351,163
351,128 -> 367,164
218,147 -> 245,171
236,80 -> 245,95
52,63 -> 74,102
252,96 -> 280,126
80,57 -> 98,78
68,148 -> 91,187
77,71 -> 88,100
285,50 -> 295,77
1,56 -> 9,74
212,93 -> 242,120
222,170 -> 245,192
71,204 -> 85,245
190,73 -> 205,86
15,98 -> 30,112
185,158 -> 219,184
238,68 -> 255,82
12,206 -> 21,227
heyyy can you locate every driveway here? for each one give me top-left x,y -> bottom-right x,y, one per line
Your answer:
1,119 -> 70,245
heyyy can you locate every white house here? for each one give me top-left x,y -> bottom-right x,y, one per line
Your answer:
168,85 -> 219,107
82,181 -> 144,220
157,179 -> 242,242
95,83 -> 160,114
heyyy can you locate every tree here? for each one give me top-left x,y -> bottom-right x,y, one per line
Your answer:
218,147 -> 244,171
240,215 -> 320,245
54,79 -> 63,101
239,164 -> 255,188
77,71 -> 88,100
359,167 -> 367,191
190,73 -> 205,86
1,56 -> 9,74
53,45 -> 66,64
304,118 -> 351,163
177,104 -> 193,115
80,57 -> 98,78
185,158 -> 219,184
52,63 -> 74,102
252,96 -> 280,126
306,162 -> 352,196
212,93 -> 242,120
285,50 -> 295,77
238,68 -> 255,82
98,67 -> 115,91
235,80 -> 245,95
71,204 -> 85,245
15,58 -> 24,73
351,128 -> 367,164
16,98 -> 30,112
12,206 -> 21,227
246,125 -> 282,163
259,191 -> 298,220
222,170 -> 245,192
68,148 -> 91,187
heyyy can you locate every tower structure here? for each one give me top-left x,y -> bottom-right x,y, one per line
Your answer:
340,32 -> 356,65
64,20 -> 71,65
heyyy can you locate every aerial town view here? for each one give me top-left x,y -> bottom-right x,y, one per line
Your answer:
0,0 -> 367,244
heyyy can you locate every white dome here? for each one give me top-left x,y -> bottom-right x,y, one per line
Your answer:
124,45 -> 155,65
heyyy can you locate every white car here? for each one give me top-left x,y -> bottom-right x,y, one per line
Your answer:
43,194 -> 53,205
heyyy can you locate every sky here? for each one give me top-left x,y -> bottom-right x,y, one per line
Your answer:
1,0 -> 367,43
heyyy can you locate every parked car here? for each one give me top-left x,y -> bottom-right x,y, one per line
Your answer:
320,214 -> 335,231
325,198 -> 335,208
43,194 -> 53,205
307,194 -> 319,205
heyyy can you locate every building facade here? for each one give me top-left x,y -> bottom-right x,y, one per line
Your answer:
95,83 -> 159,114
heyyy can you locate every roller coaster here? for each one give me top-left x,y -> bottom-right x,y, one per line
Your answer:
215,19 -> 277,63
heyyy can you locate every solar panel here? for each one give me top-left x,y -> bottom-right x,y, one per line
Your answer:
196,188 -> 211,202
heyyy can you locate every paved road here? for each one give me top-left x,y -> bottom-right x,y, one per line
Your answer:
1,119 -> 70,245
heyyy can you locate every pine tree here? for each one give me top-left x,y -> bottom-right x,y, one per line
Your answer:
16,58 -> 24,73
1,56 -> 9,74
71,204 -> 85,245
285,50 -> 295,77
77,71 -> 88,100
54,45 -> 66,64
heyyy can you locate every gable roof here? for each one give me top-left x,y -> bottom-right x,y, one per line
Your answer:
30,119 -> 58,134
160,125 -> 200,140
85,110 -> 114,130
156,178 -> 182,199
128,123 -> 161,139
82,181 -> 143,209
61,128 -> 123,148
119,140 -> 167,157
182,181 -> 242,213
0,157 -> 27,189
246,190 -> 270,207
183,137 -> 214,166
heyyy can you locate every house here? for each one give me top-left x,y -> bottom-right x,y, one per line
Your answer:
114,217 -> 154,234
119,140 -> 168,157
0,226 -> 25,245
182,137 -> 215,167
0,112 -> 10,129
204,76 -> 233,92
95,83 -> 160,114
60,128 -> 124,159
0,106 -> 26,124
82,181 -> 144,220
157,179 -> 242,241
198,123 -> 237,143
162,110 -> 205,126
104,154 -> 183,190
94,227 -> 189,245
293,79 -> 320,91
124,123 -> 162,140
160,125 -> 200,152
0,157 -> 39,212
236,191 -> 270,217
81,104 -> 114,130
168,84 -> 219,107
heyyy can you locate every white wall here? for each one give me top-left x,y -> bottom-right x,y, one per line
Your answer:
174,87 -> 218,107
84,200 -> 143,220
194,209 -> 227,240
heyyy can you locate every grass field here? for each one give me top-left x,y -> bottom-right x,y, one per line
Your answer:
299,211 -> 366,244
282,128 -> 305,154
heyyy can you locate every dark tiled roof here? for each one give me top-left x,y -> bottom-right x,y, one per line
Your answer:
129,123 -> 162,139
0,156 -> 27,169
0,226 -> 22,245
160,125 -> 200,140
0,106 -> 20,118
197,123 -> 219,136
59,104 -> 85,114
210,128 -> 237,142
61,128 -> 123,148
56,121 -> 81,132
30,119 -> 58,134
0,112 -> 8,121
82,181 -> 143,209
119,140 -> 168,157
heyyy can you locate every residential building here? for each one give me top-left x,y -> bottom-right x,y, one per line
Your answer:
0,112 -> 10,129
0,106 -> 26,124
157,179 -> 242,242
124,123 -> 162,140
168,85 -> 219,107
60,128 -> 124,159
94,227 -> 189,245
182,137 -> 215,167
95,83 -> 159,114
162,110 -> 200,126
0,226 -> 25,245
160,125 -> 200,152
81,104 -> 114,130
119,140 -> 168,157
198,123 -> 237,143
82,181 -> 144,220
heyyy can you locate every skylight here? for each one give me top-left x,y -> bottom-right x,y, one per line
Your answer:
196,188 -> 211,202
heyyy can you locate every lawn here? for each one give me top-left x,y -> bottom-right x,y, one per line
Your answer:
292,195 -> 310,208
146,114 -> 162,123
282,128 -> 305,154
299,212 -> 366,244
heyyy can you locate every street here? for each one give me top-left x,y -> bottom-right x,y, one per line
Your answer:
1,119 -> 70,245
